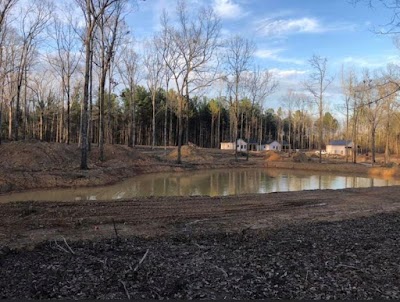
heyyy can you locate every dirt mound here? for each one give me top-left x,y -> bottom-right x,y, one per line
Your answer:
167,145 -> 213,162
264,151 -> 281,162
292,152 -> 310,163
0,141 -> 81,171
0,141 -> 153,172
89,144 -> 151,168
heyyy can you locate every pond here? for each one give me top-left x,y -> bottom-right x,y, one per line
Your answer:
1,168 -> 400,203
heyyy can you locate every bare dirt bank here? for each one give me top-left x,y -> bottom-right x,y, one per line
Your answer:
0,142 -> 261,194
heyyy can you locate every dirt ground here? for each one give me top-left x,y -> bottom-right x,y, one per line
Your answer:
1,141 -> 400,299
1,141 -> 400,247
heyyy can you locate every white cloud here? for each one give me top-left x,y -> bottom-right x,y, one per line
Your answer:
255,49 -> 305,65
270,68 -> 307,78
213,0 -> 246,19
342,55 -> 400,68
255,15 -> 356,37
256,17 -> 321,36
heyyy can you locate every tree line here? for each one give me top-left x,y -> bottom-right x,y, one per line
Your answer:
1,0 -> 400,168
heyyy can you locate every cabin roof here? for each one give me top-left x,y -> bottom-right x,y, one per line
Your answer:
328,140 -> 352,146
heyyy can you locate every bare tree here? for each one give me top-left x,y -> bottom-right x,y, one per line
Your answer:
159,1 -> 221,163
304,55 -> 333,163
225,35 -> 255,159
155,11 -> 173,152
117,42 -> 140,147
244,66 -> 277,159
13,0 -> 52,141
75,0 -> 122,169
144,37 -> 163,149
360,71 -> 388,165
47,6 -> 81,144
340,65 -> 355,162
96,0 -> 126,161
0,0 -> 18,144
281,90 -> 298,155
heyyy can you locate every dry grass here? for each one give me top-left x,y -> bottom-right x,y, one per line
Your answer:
292,152 -> 310,163
368,167 -> 400,179
264,151 -> 281,162
167,145 -> 213,162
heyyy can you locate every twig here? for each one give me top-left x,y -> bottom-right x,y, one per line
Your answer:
214,265 -> 228,278
194,242 -> 209,250
53,239 -> 70,254
119,280 -> 131,299
186,218 -> 209,225
112,218 -> 120,241
305,270 -> 309,283
133,249 -> 149,272
337,264 -> 361,271
62,237 -> 75,255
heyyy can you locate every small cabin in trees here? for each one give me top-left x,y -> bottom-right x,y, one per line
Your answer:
326,140 -> 353,155
247,139 -> 282,151
220,138 -> 247,151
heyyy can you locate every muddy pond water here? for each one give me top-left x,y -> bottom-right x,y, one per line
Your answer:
1,168 -> 400,202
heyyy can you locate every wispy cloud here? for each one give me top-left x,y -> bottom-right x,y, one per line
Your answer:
255,48 -> 305,65
270,68 -> 308,78
255,14 -> 356,37
342,55 -> 400,68
213,0 -> 247,19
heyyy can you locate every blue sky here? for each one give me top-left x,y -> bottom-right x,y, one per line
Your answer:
126,0 -> 399,111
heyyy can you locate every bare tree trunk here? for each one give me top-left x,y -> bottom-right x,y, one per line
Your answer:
88,49 -> 93,152
217,108 -> 220,148
177,95 -> 183,164
185,111 -> 189,144
318,97 -> 323,163
67,76 -> 71,144
384,106 -> 390,164
211,116 -> 214,149
99,71 -> 106,161
128,83 -> 136,148
8,100 -> 12,140
169,104 -> 173,145
22,67 -> 27,140
164,80 -> 168,151
0,102 -> 2,145
80,37 -> 91,169
352,109 -> 358,164
371,126 -> 376,166
152,91 -> 156,149
346,103 -> 349,162
39,111 -> 43,141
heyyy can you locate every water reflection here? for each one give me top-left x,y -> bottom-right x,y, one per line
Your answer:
1,168 -> 399,202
